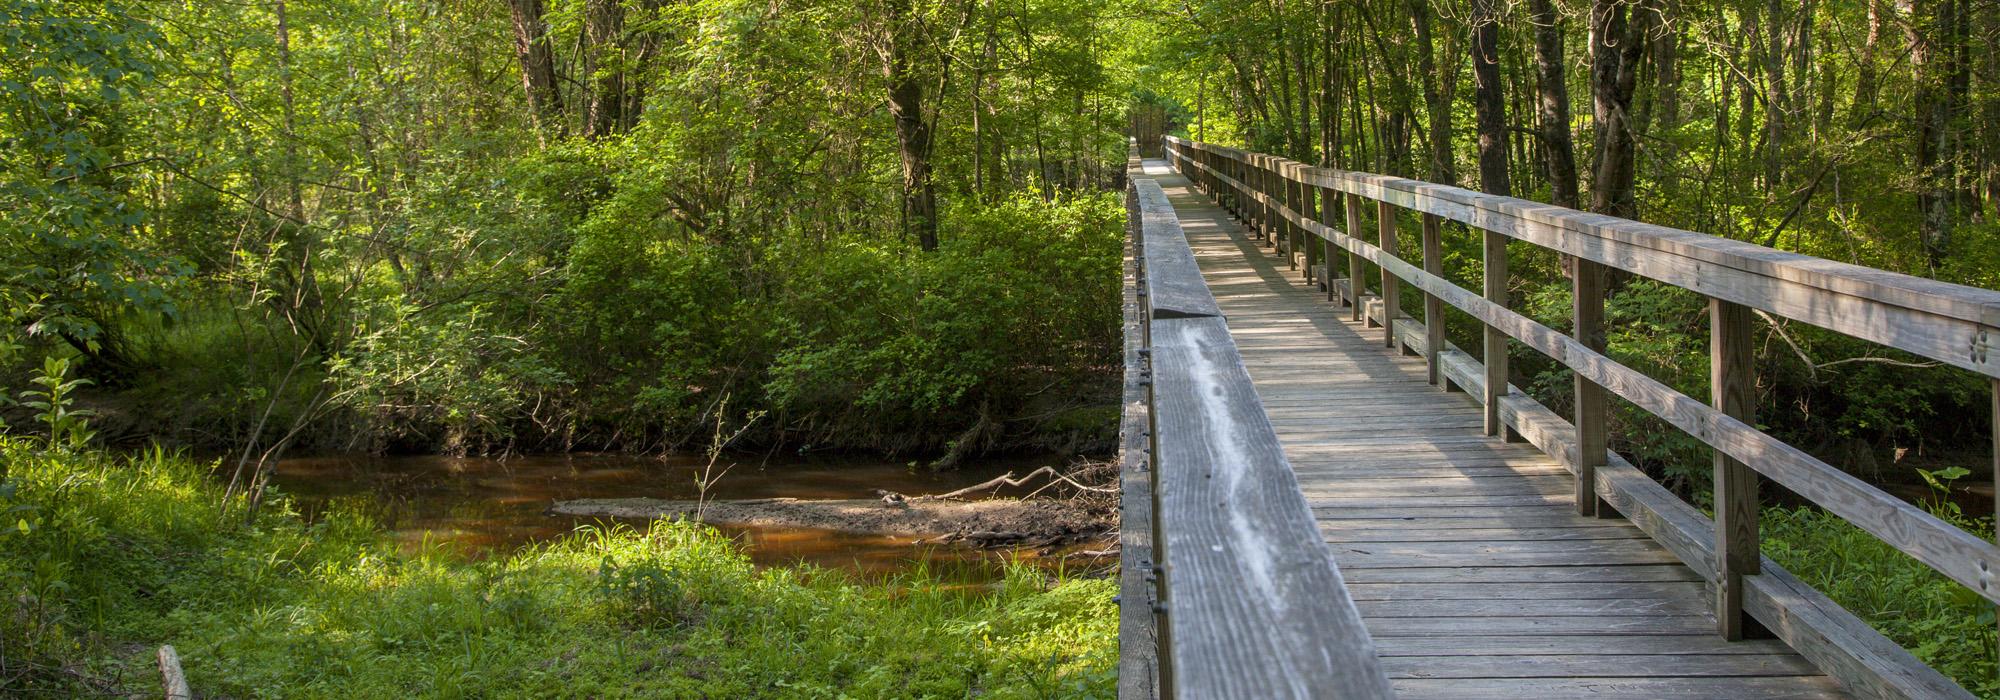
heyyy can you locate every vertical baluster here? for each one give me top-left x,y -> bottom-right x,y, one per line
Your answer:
1711,297 -> 1759,639
1422,214 -> 1448,390
1321,183 -> 1341,304
1377,201 -> 1400,350
1344,193 -> 1367,323
1573,257 -> 1609,517
1483,229 -> 1509,438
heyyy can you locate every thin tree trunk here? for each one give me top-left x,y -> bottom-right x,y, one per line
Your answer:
583,0 -> 625,139
1471,0 -> 1510,195
506,0 -> 565,143
1412,0 -> 1455,185
1589,0 -> 1645,218
882,0 -> 938,251
1532,0 -> 1580,208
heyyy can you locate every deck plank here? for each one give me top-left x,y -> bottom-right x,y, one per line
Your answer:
1144,158 -> 1849,698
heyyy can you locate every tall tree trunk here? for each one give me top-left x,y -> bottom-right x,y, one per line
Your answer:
1589,0 -> 1645,218
1763,0 -> 1788,192
1906,0 -> 1952,268
1854,0 -> 1883,120
1532,0 -> 1580,208
881,0 -> 938,251
1471,0 -> 1510,195
506,0 -> 565,143
1651,0 -> 1682,130
1411,0 -> 1455,185
583,0 -> 625,139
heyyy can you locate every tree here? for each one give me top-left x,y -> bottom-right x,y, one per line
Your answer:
506,0 -> 566,142
1471,0 -> 1510,196
1531,0 -> 1579,208
1588,0 -> 1645,218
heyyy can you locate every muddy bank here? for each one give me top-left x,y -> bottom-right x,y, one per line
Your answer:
550,496 -> 1112,548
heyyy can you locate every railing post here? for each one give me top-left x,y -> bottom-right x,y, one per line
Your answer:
1422,213 -> 1448,390
1248,158 -> 1264,245
1711,297 -> 1760,640
1483,229 -> 1509,438
1266,159 -> 1281,251
1321,183 -> 1341,305
1300,170 -> 1318,285
1296,165 -> 1312,274
1573,257 -> 1610,517
1377,200 -> 1400,350
1344,193 -> 1367,323
1281,163 -> 1297,266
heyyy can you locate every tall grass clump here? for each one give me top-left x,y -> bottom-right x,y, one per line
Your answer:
0,441 -> 1116,697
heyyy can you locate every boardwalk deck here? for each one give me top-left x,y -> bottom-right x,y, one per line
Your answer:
1141,159 -> 1850,699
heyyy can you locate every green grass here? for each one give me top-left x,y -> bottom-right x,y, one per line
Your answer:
1763,505 -> 2000,697
0,441 -> 1117,698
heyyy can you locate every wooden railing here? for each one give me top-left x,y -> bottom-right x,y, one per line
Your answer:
1165,135 -> 1997,699
1117,150 -> 1393,700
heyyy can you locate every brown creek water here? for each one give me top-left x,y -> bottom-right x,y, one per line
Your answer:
268,452 -> 1083,583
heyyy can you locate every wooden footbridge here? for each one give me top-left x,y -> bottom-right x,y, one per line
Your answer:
1115,138 -> 2000,699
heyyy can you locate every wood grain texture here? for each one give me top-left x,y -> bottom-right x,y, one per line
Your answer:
1712,297 -> 1761,640
1138,166 -> 1393,700
1572,257 -> 1609,518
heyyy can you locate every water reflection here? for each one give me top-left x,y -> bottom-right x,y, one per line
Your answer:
268,452 -> 1072,582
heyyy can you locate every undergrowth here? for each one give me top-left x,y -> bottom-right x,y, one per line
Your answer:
1761,470 -> 2000,697
0,441 -> 1116,697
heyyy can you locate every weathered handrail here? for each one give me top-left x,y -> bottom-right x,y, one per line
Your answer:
1166,135 -> 1990,699
1118,156 -> 1393,699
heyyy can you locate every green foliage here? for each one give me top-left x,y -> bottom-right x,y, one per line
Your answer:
0,441 -> 1117,696
16,356 -> 94,450
1764,499 -> 2000,697
0,0 -> 180,360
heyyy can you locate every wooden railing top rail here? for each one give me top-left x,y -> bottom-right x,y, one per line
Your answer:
1168,136 -> 2000,378
1125,175 -> 1392,699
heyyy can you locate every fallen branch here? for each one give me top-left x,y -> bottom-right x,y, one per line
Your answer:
895,466 -> 1117,503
